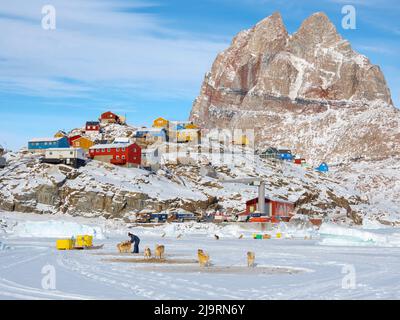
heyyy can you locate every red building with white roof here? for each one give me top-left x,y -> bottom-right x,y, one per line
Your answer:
85,121 -> 100,132
89,143 -> 141,167
245,197 -> 294,222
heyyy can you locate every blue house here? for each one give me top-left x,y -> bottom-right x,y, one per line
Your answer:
278,149 -> 293,161
134,128 -> 167,141
316,162 -> 329,172
28,137 -> 69,152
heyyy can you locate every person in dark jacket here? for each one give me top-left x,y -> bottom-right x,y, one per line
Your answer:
128,232 -> 140,254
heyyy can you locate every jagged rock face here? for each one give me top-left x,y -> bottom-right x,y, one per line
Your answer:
190,12 -> 398,162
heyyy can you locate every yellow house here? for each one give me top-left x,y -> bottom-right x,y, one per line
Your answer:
177,129 -> 200,143
71,137 -> 94,151
153,117 -> 169,128
185,123 -> 199,129
233,135 -> 250,146
54,130 -> 67,138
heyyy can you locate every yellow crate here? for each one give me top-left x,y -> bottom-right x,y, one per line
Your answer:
75,235 -> 93,248
56,239 -> 74,250
276,233 -> 282,239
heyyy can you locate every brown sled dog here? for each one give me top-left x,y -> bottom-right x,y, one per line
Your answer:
144,247 -> 152,259
117,241 -> 132,253
247,251 -> 255,268
155,245 -> 165,259
198,249 -> 210,267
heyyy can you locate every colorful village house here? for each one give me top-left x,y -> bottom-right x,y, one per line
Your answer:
185,123 -> 199,129
316,162 -> 329,172
89,143 -> 141,167
54,130 -> 67,138
233,135 -> 250,146
294,158 -> 306,165
71,136 -> 94,152
42,148 -> 86,169
28,137 -> 69,153
246,197 -> 294,222
278,148 -> 294,161
134,128 -> 168,142
85,121 -> 100,132
169,121 -> 195,131
176,129 -> 201,143
260,147 -> 279,159
68,135 -> 82,146
113,137 -> 131,144
152,117 -> 169,129
99,111 -> 120,124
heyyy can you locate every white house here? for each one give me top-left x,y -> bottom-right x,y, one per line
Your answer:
113,137 -> 131,144
43,148 -> 86,168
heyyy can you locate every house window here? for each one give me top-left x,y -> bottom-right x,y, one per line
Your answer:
107,148 -> 111,152
49,152 -> 52,155
122,148 -> 125,152
101,149 -> 105,152
70,151 -> 73,155
122,155 -> 126,159
116,156 -> 120,160
116,148 -> 120,152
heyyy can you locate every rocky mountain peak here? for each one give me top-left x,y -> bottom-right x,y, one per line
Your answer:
190,12 -> 398,162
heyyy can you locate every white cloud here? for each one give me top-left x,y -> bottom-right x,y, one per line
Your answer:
0,0 -> 228,100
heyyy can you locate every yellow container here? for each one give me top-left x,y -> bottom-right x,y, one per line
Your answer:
75,235 -> 93,247
56,239 -> 74,250
276,233 -> 282,239
262,234 -> 271,240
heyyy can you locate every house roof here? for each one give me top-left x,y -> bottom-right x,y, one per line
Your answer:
74,136 -> 93,142
100,111 -> 118,117
46,147 -> 83,152
246,197 -> 294,205
90,143 -> 137,149
86,121 -> 100,126
29,137 -> 66,142
135,128 -> 166,133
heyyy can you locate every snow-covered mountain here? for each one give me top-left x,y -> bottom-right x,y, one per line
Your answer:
190,12 -> 399,163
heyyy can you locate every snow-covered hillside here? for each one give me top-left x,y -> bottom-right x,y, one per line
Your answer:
2,138 -> 397,225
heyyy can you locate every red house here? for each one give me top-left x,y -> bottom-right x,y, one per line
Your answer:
294,158 -> 306,165
100,111 -> 120,124
88,143 -> 141,167
86,121 -> 100,132
68,135 -> 82,146
246,197 -> 294,222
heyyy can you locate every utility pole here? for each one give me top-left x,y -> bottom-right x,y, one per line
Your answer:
220,178 -> 267,216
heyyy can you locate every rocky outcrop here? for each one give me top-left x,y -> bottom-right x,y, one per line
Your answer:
190,12 -> 399,163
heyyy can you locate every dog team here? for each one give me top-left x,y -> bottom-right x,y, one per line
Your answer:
117,232 -> 256,267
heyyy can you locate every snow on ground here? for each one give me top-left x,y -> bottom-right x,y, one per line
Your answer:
1,211 -> 400,299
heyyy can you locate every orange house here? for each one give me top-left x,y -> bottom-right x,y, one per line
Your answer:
71,137 -> 94,152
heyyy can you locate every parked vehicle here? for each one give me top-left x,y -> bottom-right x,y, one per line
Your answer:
172,212 -> 197,222
150,213 -> 168,223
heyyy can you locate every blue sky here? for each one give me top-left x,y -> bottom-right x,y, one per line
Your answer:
0,0 -> 399,150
